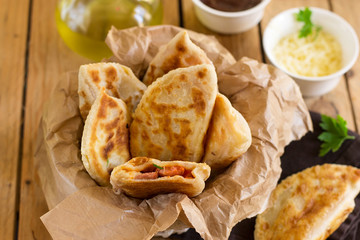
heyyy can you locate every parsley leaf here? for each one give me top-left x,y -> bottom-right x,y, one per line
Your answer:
295,7 -> 321,38
153,164 -> 164,169
318,114 -> 355,157
106,159 -> 109,168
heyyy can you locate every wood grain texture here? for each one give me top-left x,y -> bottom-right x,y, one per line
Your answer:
0,0 -> 30,239
18,1 -> 180,239
163,0 -> 180,26
261,0 -> 355,131
18,0 -> 91,239
331,0 -> 360,133
182,0 -> 262,61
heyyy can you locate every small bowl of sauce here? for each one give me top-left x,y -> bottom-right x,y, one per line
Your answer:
192,0 -> 271,34
200,0 -> 261,12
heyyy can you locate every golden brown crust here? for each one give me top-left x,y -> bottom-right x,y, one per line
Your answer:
255,164 -> 360,240
78,62 -> 146,120
143,31 -> 212,86
130,64 -> 218,162
81,90 -> 131,186
110,157 -> 211,198
203,93 -> 252,171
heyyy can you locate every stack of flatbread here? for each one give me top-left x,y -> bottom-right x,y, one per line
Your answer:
78,31 -> 252,198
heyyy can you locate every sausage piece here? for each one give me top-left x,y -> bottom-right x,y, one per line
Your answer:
135,171 -> 158,179
159,166 -> 185,177
135,165 -> 194,179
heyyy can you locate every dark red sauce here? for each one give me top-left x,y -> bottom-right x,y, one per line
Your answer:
200,0 -> 262,12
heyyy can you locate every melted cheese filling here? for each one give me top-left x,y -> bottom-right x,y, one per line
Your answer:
273,31 -> 342,77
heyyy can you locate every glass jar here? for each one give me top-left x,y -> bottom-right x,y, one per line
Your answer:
56,0 -> 163,61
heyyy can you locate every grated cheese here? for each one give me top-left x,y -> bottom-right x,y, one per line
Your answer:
273,31 -> 342,77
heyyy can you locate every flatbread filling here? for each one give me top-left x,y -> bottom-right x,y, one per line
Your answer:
135,165 -> 194,179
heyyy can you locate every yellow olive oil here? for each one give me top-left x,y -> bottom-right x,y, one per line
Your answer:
55,0 -> 163,61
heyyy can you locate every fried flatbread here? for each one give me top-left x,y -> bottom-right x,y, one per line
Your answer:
130,64 -> 218,162
255,164 -> 360,240
110,157 -> 211,198
78,62 -> 146,120
143,30 -> 212,86
81,90 -> 131,186
203,93 -> 251,171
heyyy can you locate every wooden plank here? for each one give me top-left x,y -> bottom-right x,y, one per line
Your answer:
331,0 -> 360,133
261,0 -> 355,130
182,0 -> 262,61
18,1 -> 180,239
18,0 -> 91,238
163,0 -> 180,26
0,0 -> 30,239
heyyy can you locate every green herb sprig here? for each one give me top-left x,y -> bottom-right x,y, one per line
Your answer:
153,164 -> 164,170
295,7 -> 321,38
318,114 -> 355,157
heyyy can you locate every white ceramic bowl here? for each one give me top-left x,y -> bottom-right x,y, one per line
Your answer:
192,0 -> 271,34
263,7 -> 359,97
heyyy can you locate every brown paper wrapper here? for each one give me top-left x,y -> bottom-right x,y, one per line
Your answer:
36,25 -> 312,240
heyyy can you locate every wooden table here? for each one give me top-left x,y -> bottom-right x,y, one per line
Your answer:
1,0 -> 359,239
